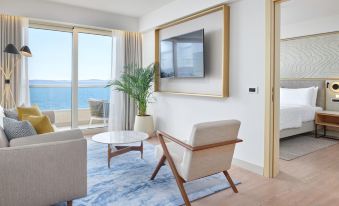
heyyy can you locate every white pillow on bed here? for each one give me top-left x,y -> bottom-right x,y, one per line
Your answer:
312,87 -> 318,107
280,87 -> 315,106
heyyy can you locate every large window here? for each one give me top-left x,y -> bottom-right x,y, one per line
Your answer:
28,26 -> 112,129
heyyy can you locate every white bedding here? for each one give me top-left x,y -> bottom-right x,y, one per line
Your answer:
280,104 -> 322,130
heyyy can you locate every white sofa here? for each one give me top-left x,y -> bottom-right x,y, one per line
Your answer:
0,111 -> 87,206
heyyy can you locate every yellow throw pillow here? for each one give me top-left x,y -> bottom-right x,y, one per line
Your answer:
22,115 -> 55,134
17,105 -> 42,120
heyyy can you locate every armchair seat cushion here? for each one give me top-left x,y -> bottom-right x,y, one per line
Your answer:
155,142 -> 185,175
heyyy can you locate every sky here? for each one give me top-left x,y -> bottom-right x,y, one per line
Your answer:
28,28 -> 112,81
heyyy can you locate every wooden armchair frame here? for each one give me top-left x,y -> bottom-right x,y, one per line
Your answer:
150,131 -> 243,206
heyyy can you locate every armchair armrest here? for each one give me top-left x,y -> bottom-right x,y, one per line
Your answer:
157,130 -> 243,151
10,129 -> 84,147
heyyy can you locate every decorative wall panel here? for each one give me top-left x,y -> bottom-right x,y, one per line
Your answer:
280,32 -> 339,79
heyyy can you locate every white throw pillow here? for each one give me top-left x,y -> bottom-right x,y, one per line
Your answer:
280,87 -> 314,106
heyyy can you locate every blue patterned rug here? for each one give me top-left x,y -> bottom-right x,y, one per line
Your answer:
57,140 -> 240,206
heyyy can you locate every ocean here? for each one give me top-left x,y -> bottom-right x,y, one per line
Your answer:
29,80 -> 111,110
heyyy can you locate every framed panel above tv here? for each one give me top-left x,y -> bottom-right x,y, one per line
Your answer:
154,4 -> 230,98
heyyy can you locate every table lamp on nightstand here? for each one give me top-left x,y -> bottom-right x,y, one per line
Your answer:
0,43 -> 32,108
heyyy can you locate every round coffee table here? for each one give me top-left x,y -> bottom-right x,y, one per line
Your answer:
92,131 -> 149,168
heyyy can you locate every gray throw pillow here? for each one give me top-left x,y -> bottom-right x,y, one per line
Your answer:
4,108 -> 18,120
3,117 -> 37,141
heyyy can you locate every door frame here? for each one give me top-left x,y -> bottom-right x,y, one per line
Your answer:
264,0 -> 287,178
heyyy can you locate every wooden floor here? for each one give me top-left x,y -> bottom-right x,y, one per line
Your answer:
190,142 -> 339,206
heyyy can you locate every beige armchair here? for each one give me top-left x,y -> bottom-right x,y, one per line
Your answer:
151,120 -> 242,206
0,129 -> 87,206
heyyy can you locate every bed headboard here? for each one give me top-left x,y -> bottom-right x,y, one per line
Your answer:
280,79 -> 326,108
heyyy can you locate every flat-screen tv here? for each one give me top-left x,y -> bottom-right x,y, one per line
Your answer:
160,29 -> 204,78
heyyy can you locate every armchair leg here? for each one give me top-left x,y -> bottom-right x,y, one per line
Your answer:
223,171 -> 238,193
150,155 -> 166,180
158,135 -> 191,206
174,175 -> 191,206
67,200 -> 73,206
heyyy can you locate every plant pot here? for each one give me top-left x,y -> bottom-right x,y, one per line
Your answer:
134,115 -> 154,136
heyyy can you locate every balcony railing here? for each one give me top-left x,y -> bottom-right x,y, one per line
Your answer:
29,84 -> 110,129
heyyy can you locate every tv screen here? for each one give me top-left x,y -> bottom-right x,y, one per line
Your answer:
160,29 -> 204,78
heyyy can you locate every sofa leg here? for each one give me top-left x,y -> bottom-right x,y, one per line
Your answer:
67,200 -> 73,206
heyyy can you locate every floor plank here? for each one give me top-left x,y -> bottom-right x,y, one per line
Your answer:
192,143 -> 339,206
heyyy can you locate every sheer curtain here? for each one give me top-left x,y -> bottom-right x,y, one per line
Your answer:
108,30 -> 142,131
18,17 -> 30,106
109,30 -> 125,131
0,14 -> 29,108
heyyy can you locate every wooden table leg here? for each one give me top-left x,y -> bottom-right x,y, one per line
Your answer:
107,141 -> 144,168
141,141 -> 144,159
108,144 -> 111,168
324,125 -> 327,137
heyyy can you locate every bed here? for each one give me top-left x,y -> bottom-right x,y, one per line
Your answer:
280,80 -> 325,139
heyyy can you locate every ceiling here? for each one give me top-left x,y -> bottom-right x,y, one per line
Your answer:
43,0 -> 176,17
281,0 -> 339,25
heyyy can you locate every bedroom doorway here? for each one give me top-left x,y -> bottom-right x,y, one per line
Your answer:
265,0 -> 339,178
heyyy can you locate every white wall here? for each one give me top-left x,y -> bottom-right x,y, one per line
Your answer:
0,0 -> 139,31
281,14 -> 339,39
281,0 -> 339,39
142,0 -> 266,174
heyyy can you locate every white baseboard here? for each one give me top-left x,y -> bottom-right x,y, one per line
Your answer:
232,158 -> 263,176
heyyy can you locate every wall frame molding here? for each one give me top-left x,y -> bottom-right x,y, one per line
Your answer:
154,4 -> 230,98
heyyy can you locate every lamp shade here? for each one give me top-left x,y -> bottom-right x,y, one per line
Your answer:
3,44 -> 20,55
20,46 -> 32,57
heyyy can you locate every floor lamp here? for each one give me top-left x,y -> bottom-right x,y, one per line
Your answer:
0,44 -> 32,108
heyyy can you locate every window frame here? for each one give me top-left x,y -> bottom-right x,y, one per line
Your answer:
28,20 -> 112,129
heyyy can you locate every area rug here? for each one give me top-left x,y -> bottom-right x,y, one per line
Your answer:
280,134 -> 338,161
57,140 -> 240,206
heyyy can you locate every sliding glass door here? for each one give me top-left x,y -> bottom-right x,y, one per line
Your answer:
28,25 -> 112,130
28,28 -> 73,129
77,32 -> 112,129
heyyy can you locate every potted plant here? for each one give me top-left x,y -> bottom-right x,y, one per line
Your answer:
107,64 -> 156,135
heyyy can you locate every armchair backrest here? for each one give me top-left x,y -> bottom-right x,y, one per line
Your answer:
181,120 -> 241,181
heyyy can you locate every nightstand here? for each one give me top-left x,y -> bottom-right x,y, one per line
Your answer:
315,111 -> 339,138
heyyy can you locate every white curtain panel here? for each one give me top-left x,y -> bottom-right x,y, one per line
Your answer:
0,14 -> 29,108
108,30 -> 142,131
109,30 -> 125,131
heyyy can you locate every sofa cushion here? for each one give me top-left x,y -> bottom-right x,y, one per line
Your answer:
0,126 -> 9,148
10,129 -> 84,147
4,108 -> 18,120
17,105 -> 42,120
22,115 -> 55,134
3,117 -> 37,141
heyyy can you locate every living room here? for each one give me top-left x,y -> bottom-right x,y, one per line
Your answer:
1,0 -> 339,206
